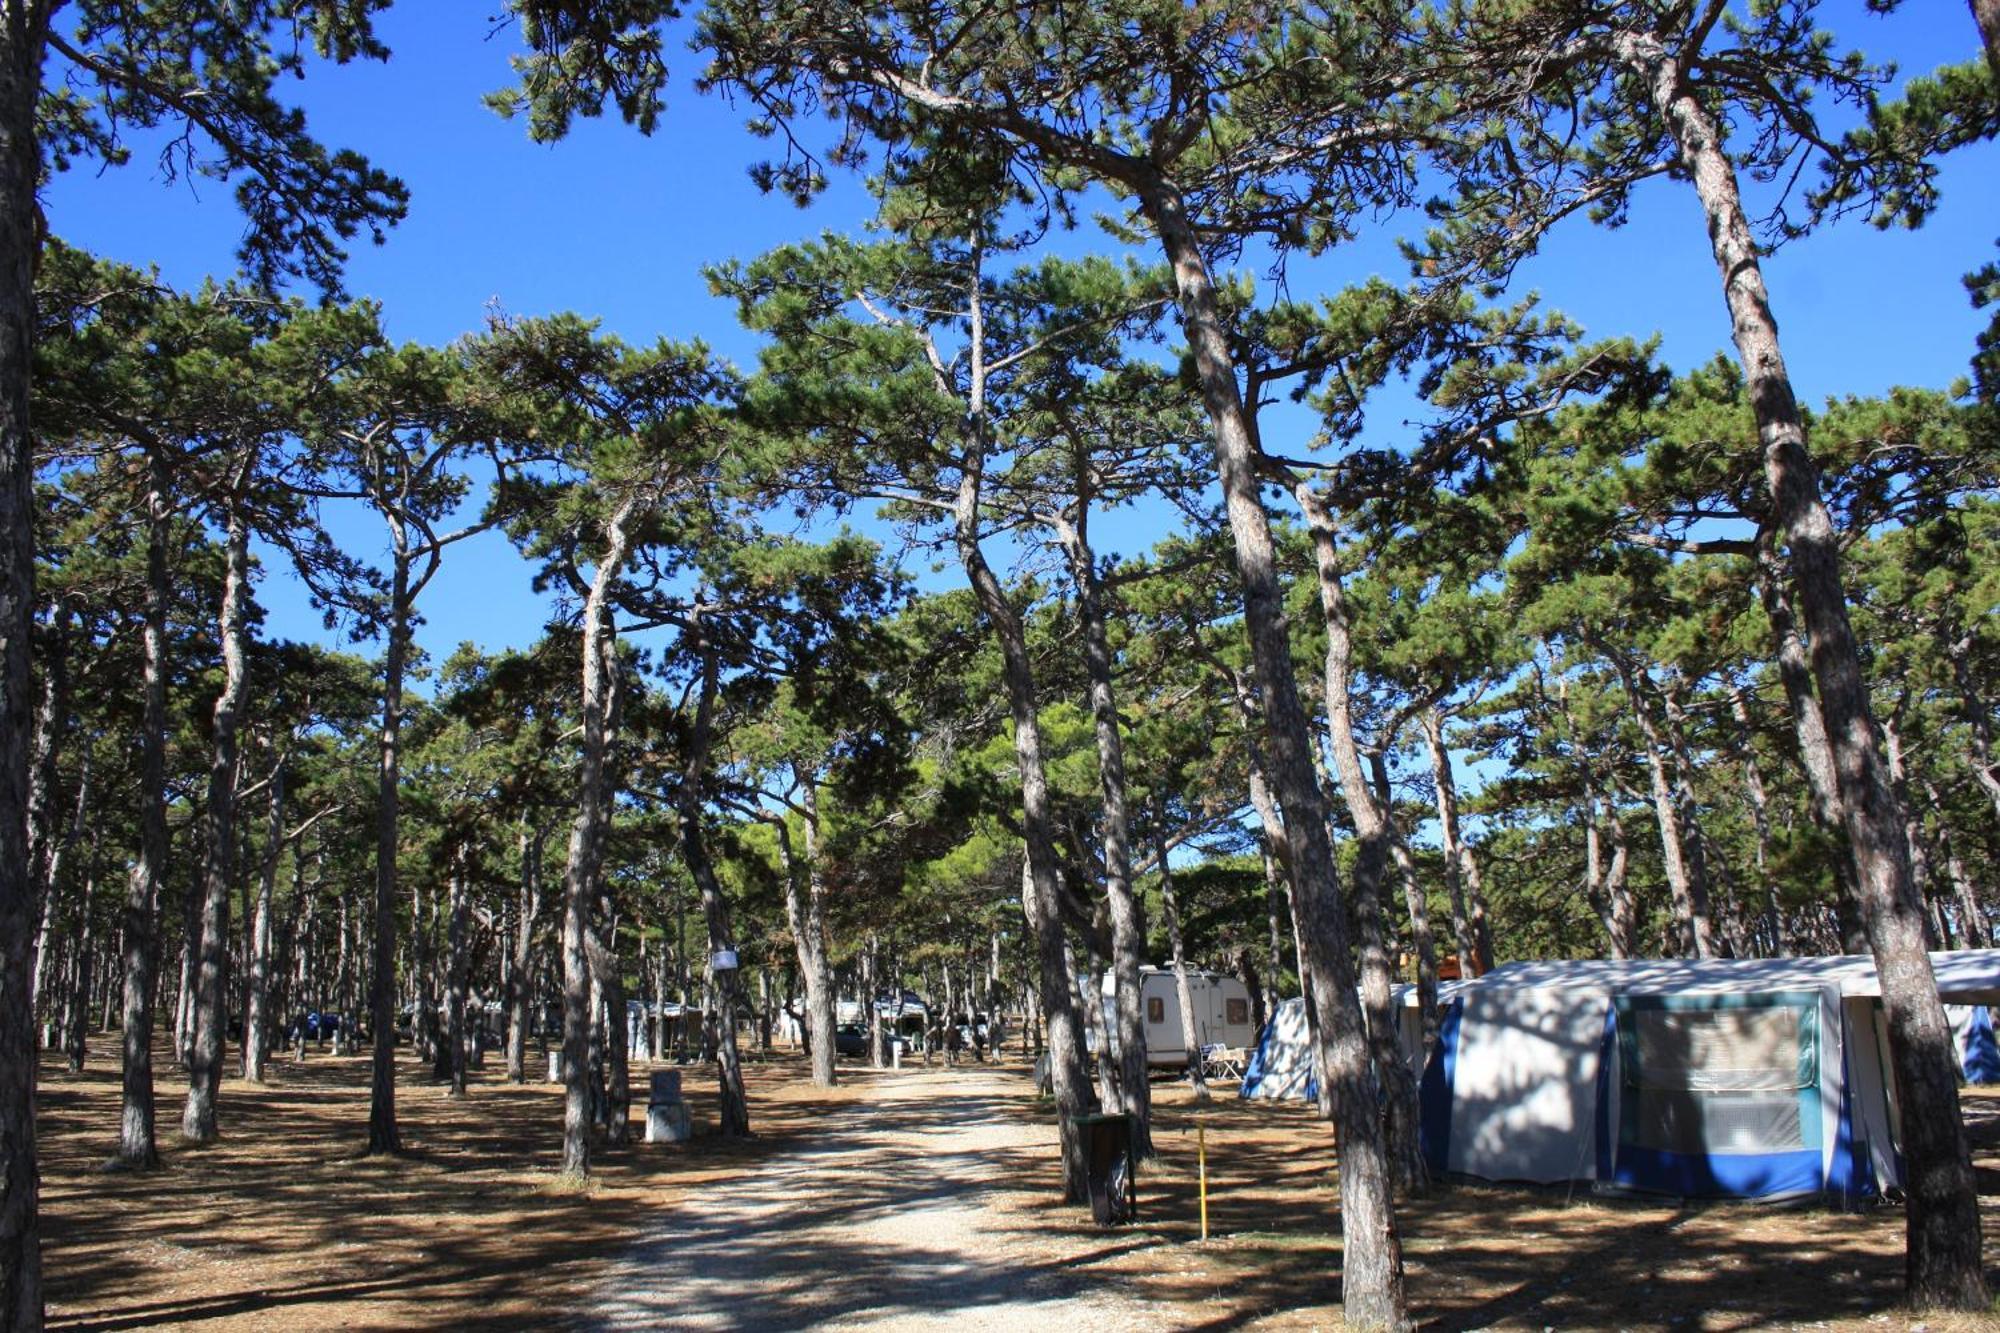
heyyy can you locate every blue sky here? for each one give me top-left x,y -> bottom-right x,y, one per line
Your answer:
43,3 -> 2000,676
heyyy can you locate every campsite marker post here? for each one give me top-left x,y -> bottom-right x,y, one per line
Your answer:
1197,1119 -> 1208,1242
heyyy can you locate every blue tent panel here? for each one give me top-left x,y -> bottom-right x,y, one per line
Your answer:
1419,997 -> 1463,1174
1966,1006 -> 2000,1085
1239,1017 -> 1275,1098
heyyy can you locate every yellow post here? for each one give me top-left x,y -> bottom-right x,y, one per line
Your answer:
1197,1120 -> 1208,1242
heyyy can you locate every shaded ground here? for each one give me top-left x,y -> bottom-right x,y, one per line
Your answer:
35,1041 -> 2000,1330
594,1068 -> 1163,1330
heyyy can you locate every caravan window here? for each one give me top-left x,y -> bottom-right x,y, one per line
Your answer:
1226,998 -> 1249,1026
1147,997 -> 1164,1023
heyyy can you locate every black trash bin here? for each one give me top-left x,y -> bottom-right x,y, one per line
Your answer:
1068,1112 -> 1136,1225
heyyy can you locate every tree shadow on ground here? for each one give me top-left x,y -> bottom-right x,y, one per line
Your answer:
36,1046 -> 2000,1331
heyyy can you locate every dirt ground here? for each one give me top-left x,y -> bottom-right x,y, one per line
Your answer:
34,1041 -> 2000,1331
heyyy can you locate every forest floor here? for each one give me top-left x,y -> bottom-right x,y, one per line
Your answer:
32,1040 -> 2000,1331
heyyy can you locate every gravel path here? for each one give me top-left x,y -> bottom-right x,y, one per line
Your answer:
588,1068 -> 1168,1331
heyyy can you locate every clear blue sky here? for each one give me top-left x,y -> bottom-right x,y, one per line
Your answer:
43,3 -> 2000,675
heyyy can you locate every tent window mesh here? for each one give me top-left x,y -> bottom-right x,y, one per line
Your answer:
1632,1090 -> 1806,1154
1632,1006 -> 1808,1091
1624,1003 -> 1814,1157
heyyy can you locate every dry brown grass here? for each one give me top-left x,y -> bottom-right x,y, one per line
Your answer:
34,1042 -> 2000,1331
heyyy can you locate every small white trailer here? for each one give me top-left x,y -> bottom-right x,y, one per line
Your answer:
1096,966 -> 1256,1067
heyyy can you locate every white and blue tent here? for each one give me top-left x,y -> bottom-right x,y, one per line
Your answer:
1241,984 -> 1453,1101
1418,949 -> 2000,1204
1241,996 -> 1317,1101
1951,1002 -> 2000,1084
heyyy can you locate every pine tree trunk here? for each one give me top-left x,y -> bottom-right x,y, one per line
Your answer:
33,748 -> 87,1021
1056,507 -> 1151,1156
1146,181 -> 1405,1328
1372,752 -> 1439,1070
587,919 -> 630,1146
1263,854 -> 1287,1012
64,873 -> 94,1074
1946,649 -> 2000,828
1297,484 -> 1427,1195
1605,648 -> 1717,957
417,882 -> 442,1076
0,28 -> 36,1315
1421,711 -> 1493,974
558,506 -> 633,1175
1882,705 -> 1944,950
185,509 -> 250,1142
952,258 -> 1093,1200
1973,0 -> 2000,80
366,556 -> 412,1156
1729,690 -> 1785,956
118,454 -> 174,1169
786,783 -> 838,1088
1639,42 -> 1987,1306
444,854 -> 469,1098
507,824 -> 544,1084
681,802 -> 750,1136
25,599 -> 71,1015
1155,826 -> 1208,1100
1754,548 -> 1865,949
1920,775 -> 1989,948
1244,744 -> 1331,1121
243,766 -> 285,1084
681,634 -> 750,1139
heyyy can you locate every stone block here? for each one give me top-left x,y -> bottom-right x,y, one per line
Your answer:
646,1100 -> 693,1144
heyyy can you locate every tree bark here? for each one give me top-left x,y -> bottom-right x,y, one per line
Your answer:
1371,751 -> 1439,1074
507,824 -> 544,1084
1420,711 -> 1493,974
1155,823 -> 1207,1100
25,599 -> 70,1015
1882,703 -> 1943,951
32,747 -> 86,1023
3,22 -> 50,1312
681,634 -> 750,1139
444,852 -> 470,1098
1754,545 -> 1866,950
586,915 -> 630,1145
64,871 -> 94,1075
1581,776 -> 1638,960
1295,481 -> 1426,1195
558,502 -> 633,1176
1919,775 -> 1989,948
1054,506 -> 1150,1156
1946,648 -> 2000,828
782,780 -> 838,1088
1143,179 -> 1405,1327
950,263 -> 1092,1198
1604,647 -> 1717,958
242,764 -> 285,1083
1973,0 -> 2000,81
1729,690 -> 1784,956
184,508 -> 250,1142
0,406 -> 30,1333
1638,40 -> 1987,1305
118,454 -> 173,1169
366,553 -> 412,1156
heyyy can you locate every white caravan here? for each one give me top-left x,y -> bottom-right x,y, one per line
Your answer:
1096,966 -> 1256,1066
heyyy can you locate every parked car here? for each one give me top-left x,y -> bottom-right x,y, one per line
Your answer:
834,1023 -> 868,1058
